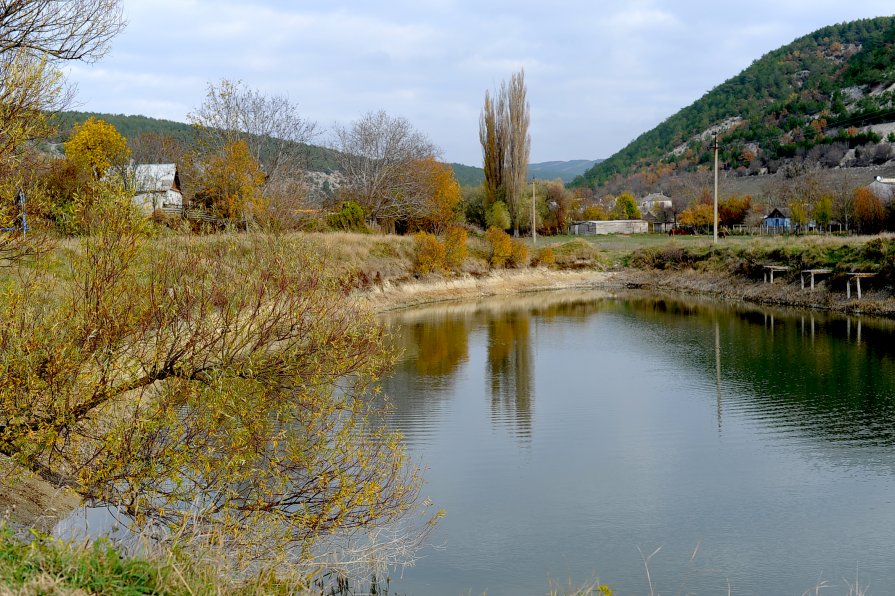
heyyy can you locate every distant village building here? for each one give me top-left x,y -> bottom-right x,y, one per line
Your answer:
866,180 -> 895,202
763,207 -> 792,233
569,220 -> 648,235
639,192 -> 673,212
130,164 -> 183,214
642,208 -> 675,233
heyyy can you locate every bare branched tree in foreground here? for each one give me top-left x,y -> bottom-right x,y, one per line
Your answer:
0,0 -> 124,62
0,190 -> 433,574
0,0 -> 125,260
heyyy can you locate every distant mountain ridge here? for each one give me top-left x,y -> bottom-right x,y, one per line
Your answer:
529,159 -> 602,182
52,111 -> 600,187
574,16 -> 895,189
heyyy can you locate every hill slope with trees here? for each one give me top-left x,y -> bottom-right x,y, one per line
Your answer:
573,16 -> 895,190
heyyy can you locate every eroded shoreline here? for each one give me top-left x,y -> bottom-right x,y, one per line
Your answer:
363,267 -> 895,317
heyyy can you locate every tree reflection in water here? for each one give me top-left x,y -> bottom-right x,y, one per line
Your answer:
486,311 -> 533,439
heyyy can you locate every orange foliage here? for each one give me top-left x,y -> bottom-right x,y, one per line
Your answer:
199,140 -> 266,220
443,226 -> 468,271
678,203 -> 714,229
484,226 -> 513,268
409,157 -> 462,234
854,187 -> 884,233
413,231 -> 447,274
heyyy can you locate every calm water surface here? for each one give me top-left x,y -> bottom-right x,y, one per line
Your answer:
379,291 -> 895,595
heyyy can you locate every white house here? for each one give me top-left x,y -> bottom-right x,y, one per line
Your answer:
130,164 -> 183,214
639,192 -> 673,212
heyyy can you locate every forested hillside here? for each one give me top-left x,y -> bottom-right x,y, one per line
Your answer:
574,17 -> 895,189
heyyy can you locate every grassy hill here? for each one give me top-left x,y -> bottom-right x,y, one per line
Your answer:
573,16 -> 895,189
529,159 -> 602,182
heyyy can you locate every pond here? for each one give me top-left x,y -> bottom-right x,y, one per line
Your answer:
379,291 -> 895,595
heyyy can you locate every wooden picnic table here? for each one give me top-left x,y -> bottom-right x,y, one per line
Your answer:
846,272 -> 876,299
800,269 -> 832,290
763,265 -> 790,283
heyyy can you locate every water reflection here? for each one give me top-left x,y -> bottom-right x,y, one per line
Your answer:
379,291 -> 895,595
486,312 -> 533,439
383,291 -> 895,449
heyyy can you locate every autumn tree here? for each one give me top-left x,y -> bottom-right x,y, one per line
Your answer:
190,80 -> 318,224
0,0 -> 124,167
64,116 -> 130,178
541,179 -> 578,235
854,186 -> 885,234
0,190 -> 432,576
815,194 -> 834,231
331,110 -> 437,225
194,139 -> 266,221
408,157 -> 463,234
581,203 -> 608,221
479,69 -> 530,236
505,69 -> 530,235
0,1 -> 124,257
610,192 -> 641,219
718,195 -> 752,226
479,90 -> 506,209
679,202 -> 714,230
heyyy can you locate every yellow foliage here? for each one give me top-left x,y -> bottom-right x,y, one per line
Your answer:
443,226 -> 468,271
198,140 -> 266,220
418,158 -> 462,234
678,203 -> 714,228
509,238 -> 529,268
64,117 -> 130,179
536,246 -> 556,267
0,210 -> 427,571
484,226 -> 512,268
413,231 -> 446,274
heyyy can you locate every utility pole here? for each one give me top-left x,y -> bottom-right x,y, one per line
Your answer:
712,133 -> 720,245
531,180 -> 537,245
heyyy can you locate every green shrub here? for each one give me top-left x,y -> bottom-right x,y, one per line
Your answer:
485,201 -> 511,231
327,201 -> 367,232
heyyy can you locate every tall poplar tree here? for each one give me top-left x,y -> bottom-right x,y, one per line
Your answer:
479,69 -> 530,236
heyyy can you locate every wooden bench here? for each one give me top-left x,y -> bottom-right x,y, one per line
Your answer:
846,272 -> 876,299
800,269 -> 832,290
763,265 -> 790,283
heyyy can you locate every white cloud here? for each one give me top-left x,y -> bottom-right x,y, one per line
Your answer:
63,0 -> 895,164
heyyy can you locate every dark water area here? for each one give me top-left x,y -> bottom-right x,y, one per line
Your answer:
378,291 -> 895,595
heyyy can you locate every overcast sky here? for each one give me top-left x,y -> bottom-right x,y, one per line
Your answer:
64,1 -> 894,166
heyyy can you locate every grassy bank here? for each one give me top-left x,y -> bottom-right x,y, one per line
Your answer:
323,230 -> 895,316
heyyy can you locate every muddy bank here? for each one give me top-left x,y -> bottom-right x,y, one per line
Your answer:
0,459 -> 79,532
362,269 -> 620,312
363,266 -> 895,318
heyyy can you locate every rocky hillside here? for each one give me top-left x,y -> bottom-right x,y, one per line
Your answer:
574,16 -> 895,190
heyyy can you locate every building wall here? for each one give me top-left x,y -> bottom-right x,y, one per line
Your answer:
570,220 -> 648,235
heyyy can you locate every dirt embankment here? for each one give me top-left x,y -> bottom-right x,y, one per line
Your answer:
363,265 -> 895,318
362,269 -> 620,312
0,459 -> 79,532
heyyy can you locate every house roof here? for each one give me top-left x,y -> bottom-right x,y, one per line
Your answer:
765,207 -> 791,219
641,192 -> 671,202
132,164 -> 178,193
867,180 -> 895,201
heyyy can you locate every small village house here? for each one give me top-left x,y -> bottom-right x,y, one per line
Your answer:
763,207 -> 792,233
130,164 -> 183,214
639,192 -> 673,213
